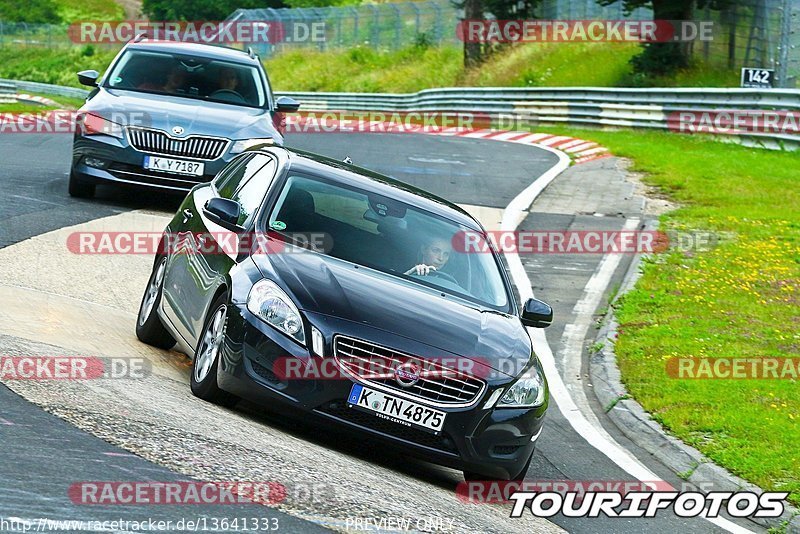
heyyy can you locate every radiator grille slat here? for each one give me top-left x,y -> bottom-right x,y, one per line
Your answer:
126,127 -> 228,160
334,336 -> 486,407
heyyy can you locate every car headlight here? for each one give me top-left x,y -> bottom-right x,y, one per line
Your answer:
231,138 -> 274,154
246,279 -> 305,345
498,363 -> 546,408
77,112 -> 124,139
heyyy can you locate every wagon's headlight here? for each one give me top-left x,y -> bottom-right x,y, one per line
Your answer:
498,363 -> 546,408
247,279 -> 305,344
77,112 -> 124,139
231,138 -> 274,154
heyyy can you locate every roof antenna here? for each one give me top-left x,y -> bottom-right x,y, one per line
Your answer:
343,156 -> 353,164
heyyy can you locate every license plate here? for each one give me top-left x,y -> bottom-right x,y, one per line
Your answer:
144,156 -> 204,176
347,384 -> 446,433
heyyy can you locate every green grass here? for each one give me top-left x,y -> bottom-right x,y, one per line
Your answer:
534,126 -> 800,505
55,0 -> 124,22
265,42 -> 742,92
1,41 -> 741,93
0,46 -> 118,88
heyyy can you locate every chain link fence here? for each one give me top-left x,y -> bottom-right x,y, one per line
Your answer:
1,0 -> 798,86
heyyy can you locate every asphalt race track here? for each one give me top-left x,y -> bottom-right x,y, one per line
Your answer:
0,131 -> 761,533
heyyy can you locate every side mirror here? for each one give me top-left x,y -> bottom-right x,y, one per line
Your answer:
521,298 -> 553,329
275,96 -> 300,113
203,198 -> 243,232
77,70 -> 99,87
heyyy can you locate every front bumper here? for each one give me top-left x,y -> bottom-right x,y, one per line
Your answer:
71,133 -> 235,193
216,303 -> 548,479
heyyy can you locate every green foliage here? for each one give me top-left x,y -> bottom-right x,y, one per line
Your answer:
0,0 -> 61,23
0,46 -> 118,88
142,0 -> 283,22
282,0 -> 359,8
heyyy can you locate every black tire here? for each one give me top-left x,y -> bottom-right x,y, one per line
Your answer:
135,257 -> 175,349
464,452 -> 534,482
190,295 -> 238,407
68,172 -> 96,198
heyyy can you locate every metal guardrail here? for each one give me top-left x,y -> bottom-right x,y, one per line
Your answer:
0,78 -> 90,99
279,87 -> 800,150
2,78 -> 797,150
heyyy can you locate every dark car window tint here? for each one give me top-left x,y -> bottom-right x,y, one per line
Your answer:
106,50 -> 266,108
212,154 -> 251,192
268,174 -> 510,310
231,159 -> 277,227
216,154 -> 270,200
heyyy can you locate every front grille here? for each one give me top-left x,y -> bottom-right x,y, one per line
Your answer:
334,336 -> 486,407
317,402 -> 458,455
127,127 -> 229,160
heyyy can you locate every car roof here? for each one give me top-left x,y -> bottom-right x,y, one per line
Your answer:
125,40 -> 261,66
271,147 -> 484,232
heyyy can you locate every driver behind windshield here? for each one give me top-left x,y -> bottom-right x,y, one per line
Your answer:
218,67 -> 240,91
405,236 -> 452,276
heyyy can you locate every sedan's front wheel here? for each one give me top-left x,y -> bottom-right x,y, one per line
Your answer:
190,296 -> 237,407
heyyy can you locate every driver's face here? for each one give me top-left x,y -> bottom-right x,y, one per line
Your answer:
220,69 -> 238,90
422,239 -> 451,269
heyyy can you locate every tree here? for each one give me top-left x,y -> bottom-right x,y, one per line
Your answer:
455,0 -> 544,67
142,0 -> 284,21
0,0 -> 60,23
596,0 -> 733,76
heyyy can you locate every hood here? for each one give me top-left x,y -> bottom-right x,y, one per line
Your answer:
83,88 -> 281,142
253,249 -> 532,377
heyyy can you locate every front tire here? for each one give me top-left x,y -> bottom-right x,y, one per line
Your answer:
135,257 -> 175,349
190,296 -> 238,407
68,171 -> 96,198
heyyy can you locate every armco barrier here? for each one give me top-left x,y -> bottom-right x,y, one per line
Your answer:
279,87 -> 800,150
3,78 -> 798,150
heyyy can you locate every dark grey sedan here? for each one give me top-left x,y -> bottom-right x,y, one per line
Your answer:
69,37 -> 299,198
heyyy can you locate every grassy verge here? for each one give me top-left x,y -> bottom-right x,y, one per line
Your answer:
534,126 -> 799,505
55,0 -> 125,22
0,41 -> 740,92
0,46 -> 118,88
265,42 -> 738,92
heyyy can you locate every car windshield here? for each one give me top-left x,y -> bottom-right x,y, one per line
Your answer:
266,173 -> 511,310
105,49 -> 266,108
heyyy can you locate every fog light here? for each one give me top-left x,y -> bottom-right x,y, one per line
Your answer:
84,157 -> 107,169
311,327 -> 324,357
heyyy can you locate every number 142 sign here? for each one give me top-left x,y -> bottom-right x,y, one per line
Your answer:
741,67 -> 775,88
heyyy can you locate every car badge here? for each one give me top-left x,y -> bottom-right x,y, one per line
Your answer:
172,126 -> 185,136
395,362 -> 421,387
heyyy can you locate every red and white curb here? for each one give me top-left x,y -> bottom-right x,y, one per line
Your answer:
11,93 -> 61,107
287,116 -> 611,164
441,128 -> 611,164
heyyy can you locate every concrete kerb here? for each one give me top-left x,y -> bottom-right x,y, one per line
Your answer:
590,219 -> 800,530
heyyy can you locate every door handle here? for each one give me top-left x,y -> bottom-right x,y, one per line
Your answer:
182,209 -> 193,224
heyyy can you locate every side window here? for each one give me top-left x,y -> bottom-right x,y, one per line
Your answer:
212,154 -> 251,193
230,159 -> 278,227
216,154 -> 271,199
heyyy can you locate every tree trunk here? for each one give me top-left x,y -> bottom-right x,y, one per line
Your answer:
463,0 -> 483,68
651,0 -> 695,63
